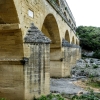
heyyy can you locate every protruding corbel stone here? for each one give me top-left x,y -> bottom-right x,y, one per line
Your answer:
20,57 -> 29,65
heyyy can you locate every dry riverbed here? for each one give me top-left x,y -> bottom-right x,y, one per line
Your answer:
50,78 -> 86,95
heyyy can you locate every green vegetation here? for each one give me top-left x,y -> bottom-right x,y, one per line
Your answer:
76,26 -> 100,59
71,89 -> 100,100
34,90 -> 100,100
93,50 -> 100,59
86,81 -> 100,88
34,94 -> 65,100
86,75 -> 100,88
92,65 -> 99,69
0,99 -> 6,100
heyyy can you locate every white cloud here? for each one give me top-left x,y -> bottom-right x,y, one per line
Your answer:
66,0 -> 100,27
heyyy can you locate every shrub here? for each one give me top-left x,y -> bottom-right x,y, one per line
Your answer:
76,26 -> 100,51
93,65 -> 98,69
35,94 -> 65,100
93,50 -> 100,59
71,89 -> 100,100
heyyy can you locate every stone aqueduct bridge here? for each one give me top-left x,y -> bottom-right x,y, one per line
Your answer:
0,0 -> 81,100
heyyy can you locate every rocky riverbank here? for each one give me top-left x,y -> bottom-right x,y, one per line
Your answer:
50,58 -> 100,99
71,58 -> 100,77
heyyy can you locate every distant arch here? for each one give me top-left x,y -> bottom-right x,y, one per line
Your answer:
76,39 -> 79,45
65,30 -> 70,43
72,24 -> 73,28
71,36 -> 75,44
69,19 -> 71,24
74,27 -> 76,30
64,12 -> 67,18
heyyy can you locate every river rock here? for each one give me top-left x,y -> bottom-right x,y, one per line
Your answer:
71,58 -> 100,77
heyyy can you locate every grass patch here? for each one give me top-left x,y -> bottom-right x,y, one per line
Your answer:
86,81 -> 100,88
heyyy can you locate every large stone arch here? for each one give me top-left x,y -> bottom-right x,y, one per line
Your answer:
65,30 -> 70,43
41,13 -> 61,47
0,0 -> 19,24
41,13 -> 62,77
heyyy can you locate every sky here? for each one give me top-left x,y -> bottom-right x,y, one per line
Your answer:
66,0 -> 100,27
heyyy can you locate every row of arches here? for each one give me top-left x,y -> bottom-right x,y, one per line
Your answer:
41,13 -> 80,77
41,13 -> 79,46
65,30 -> 79,45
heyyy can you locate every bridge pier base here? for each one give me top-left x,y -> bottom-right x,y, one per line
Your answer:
24,23 -> 51,100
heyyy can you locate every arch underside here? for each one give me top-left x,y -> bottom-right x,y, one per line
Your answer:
72,36 -> 75,44
42,14 -> 61,48
0,0 -> 19,24
42,14 -> 62,77
76,40 -> 79,45
65,30 -> 70,43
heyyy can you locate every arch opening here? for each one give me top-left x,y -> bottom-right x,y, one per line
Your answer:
72,36 -> 75,44
0,0 -> 19,24
65,30 -> 70,43
72,24 -> 73,28
64,12 -> 67,18
41,14 -> 62,77
76,40 -> 79,45
69,19 -> 71,24
42,14 -> 61,47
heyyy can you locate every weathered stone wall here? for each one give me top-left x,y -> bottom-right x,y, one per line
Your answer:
24,44 -> 50,100
61,39 -> 81,77
0,65 -> 24,100
0,30 -> 24,100
50,48 -> 62,77
50,39 -> 81,78
62,47 -> 71,77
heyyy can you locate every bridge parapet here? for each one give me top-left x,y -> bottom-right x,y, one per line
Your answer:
46,0 -> 76,33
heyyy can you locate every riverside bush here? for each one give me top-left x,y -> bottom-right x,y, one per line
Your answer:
93,65 -> 98,69
93,50 -> 100,59
71,89 -> 100,100
0,99 -> 6,100
35,93 -> 65,100
76,26 -> 100,51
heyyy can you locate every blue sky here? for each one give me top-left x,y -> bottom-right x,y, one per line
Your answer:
66,0 -> 100,27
